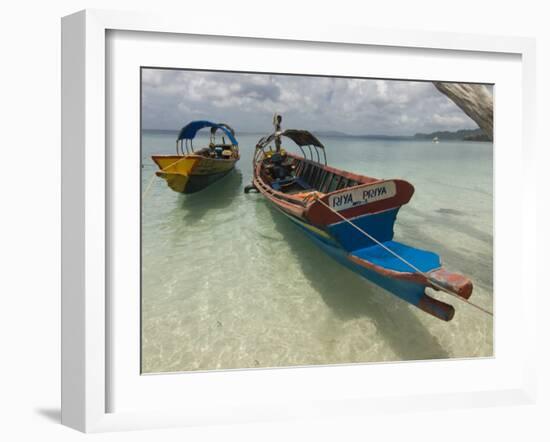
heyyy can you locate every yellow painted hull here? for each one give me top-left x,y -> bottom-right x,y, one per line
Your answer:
152,154 -> 238,194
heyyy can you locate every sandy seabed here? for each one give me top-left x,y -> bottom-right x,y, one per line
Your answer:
141,132 -> 493,373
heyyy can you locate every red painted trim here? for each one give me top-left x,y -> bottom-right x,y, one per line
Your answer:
253,154 -> 414,227
306,179 -> 415,226
428,268 -> 473,299
349,253 -> 473,299
348,254 -> 431,284
252,172 -> 306,219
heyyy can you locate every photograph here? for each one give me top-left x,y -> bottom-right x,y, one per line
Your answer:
140,68 -> 494,374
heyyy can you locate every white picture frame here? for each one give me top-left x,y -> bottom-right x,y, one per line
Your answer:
61,9 -> 537,433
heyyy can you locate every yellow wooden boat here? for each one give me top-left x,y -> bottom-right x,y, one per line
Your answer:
152,121 -> 239,194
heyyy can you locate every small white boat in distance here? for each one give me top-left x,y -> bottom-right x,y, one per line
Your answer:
432,136 -> 439,143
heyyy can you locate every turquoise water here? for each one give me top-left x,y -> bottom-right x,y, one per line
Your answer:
141,130 -> 493,373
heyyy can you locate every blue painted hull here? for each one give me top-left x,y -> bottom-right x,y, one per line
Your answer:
277,208 -> 430,311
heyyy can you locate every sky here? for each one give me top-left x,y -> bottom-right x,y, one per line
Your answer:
141,68 -> 489,136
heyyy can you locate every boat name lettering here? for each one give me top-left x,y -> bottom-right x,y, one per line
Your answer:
332,193 -> 354,207
362,186 -> 387,200
329,181 -> 396,211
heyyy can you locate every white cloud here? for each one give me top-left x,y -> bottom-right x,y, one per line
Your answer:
141,69 -> 486,135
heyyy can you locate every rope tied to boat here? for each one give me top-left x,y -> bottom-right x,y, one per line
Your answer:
142,156 -> 189,199
312,196 -> 493,317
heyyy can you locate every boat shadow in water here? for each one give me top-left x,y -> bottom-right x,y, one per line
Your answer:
266,205 -> 450,361
176,169 -> 243,225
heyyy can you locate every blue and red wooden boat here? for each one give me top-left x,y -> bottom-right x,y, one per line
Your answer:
246,115 -> 473,321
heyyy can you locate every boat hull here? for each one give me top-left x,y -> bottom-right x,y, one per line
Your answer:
152,155 -> 237,194
273,205 -> 455,321
252,156 -> 472,321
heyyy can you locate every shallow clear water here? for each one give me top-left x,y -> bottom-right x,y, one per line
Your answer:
141,130 -> 493,373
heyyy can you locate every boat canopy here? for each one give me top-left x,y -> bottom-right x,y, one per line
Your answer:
177,120 -> 238,146
256,129 -> 324,150
255,128 -> 326,165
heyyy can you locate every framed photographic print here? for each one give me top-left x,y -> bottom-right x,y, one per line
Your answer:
61,9 -> 537,432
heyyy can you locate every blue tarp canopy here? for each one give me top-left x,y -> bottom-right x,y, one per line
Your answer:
177,120 -> 238,145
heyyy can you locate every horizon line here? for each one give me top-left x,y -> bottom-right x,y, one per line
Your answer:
141,127 -> 482,138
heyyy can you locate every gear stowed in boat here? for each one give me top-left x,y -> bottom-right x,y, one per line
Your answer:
246,114 -> 474,321
152,120 -> 240,194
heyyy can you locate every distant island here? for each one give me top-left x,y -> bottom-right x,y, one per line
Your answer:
314,128 -> 490,141
414,128 -> 490,142
312,130 -> 411,140
144,127 -> 490,142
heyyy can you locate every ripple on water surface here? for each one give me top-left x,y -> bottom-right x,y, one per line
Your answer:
141,132 -> 493,373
